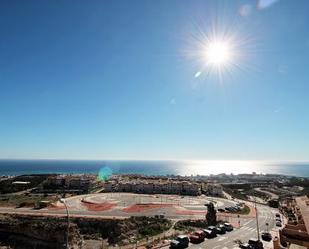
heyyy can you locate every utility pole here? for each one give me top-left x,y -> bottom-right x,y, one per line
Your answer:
255,199 -> 260,241
60,198 -> 70,249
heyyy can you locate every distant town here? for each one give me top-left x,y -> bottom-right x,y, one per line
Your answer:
0,172 -> 308,249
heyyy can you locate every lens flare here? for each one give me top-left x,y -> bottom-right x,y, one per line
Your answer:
98,166 -> 113,181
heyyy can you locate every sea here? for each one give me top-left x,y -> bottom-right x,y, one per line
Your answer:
0,159 -> 309,177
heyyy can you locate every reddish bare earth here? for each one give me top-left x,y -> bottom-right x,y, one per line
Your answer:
48,203 -> 65,210
175,209 -> 208,215
82,200 -> 117,211
122,203 -> 174,213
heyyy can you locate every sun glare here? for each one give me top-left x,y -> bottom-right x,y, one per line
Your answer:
184,20 -> 254,81
204,40 -> 232,66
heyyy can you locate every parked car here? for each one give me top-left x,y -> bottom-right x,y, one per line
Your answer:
218,208 -> 225,212
225,206 -> 240,213
202,229 -> 216,238
276,221 -> 282,227
170,235 -> 189,249
193,230 -> 205,240
225,207 -> 232,211
207,226 -> 218,234
261,232 -> 272,241
215,227 -> 226,234
224,222 -> 234,231
234,206 -> 241,211
275,213 -> 281,218
189,234 -> 203,244
217,224 -> 226,232
248,238 -> 264,249
239,243 -> 252,249
231,207 -> 237,212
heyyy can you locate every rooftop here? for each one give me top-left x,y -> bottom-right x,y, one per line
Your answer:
295,196 -> 309,233
289,244 -> 308,249
12,181 -> 31,185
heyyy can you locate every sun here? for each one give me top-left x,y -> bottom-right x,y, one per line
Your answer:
184,21 -> 254,80
204,40 -> 232,67
194,35 -> 239,80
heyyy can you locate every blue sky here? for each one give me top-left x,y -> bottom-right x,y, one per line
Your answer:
0,0 -> 308,161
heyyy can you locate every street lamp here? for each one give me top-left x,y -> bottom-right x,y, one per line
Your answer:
60,198 -> 70,249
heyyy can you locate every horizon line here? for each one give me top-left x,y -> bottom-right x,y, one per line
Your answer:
1,158 -> 309,164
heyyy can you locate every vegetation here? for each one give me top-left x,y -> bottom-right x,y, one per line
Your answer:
246,189 -> 270,200
0,214 -> 81,249
224,186 -> 271,201
174,219 -> 208,231
174,202 -> 219,231
73,215 -> 172,245
206,202 -> 217,225
223,187 -> 247,200
301,187 -> 309,197
0,214 -> 172,248
235,205 -> 250,215
138,218 -> 170,236
0,193 -> 55,208
286,177 -> 309,197
0,175 -> 50,194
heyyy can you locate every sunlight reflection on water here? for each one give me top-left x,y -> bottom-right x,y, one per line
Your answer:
176,160 -> 263,175
174,160 -> 309,176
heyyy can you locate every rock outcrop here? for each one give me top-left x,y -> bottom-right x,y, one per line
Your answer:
0,214 -> 81,249
0,214 -> 171,248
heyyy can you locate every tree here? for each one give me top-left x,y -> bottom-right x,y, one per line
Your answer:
206,202 -> 217,226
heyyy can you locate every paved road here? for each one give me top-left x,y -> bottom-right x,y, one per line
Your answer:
176,204 -> 278,249
255,188 -> 279,200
